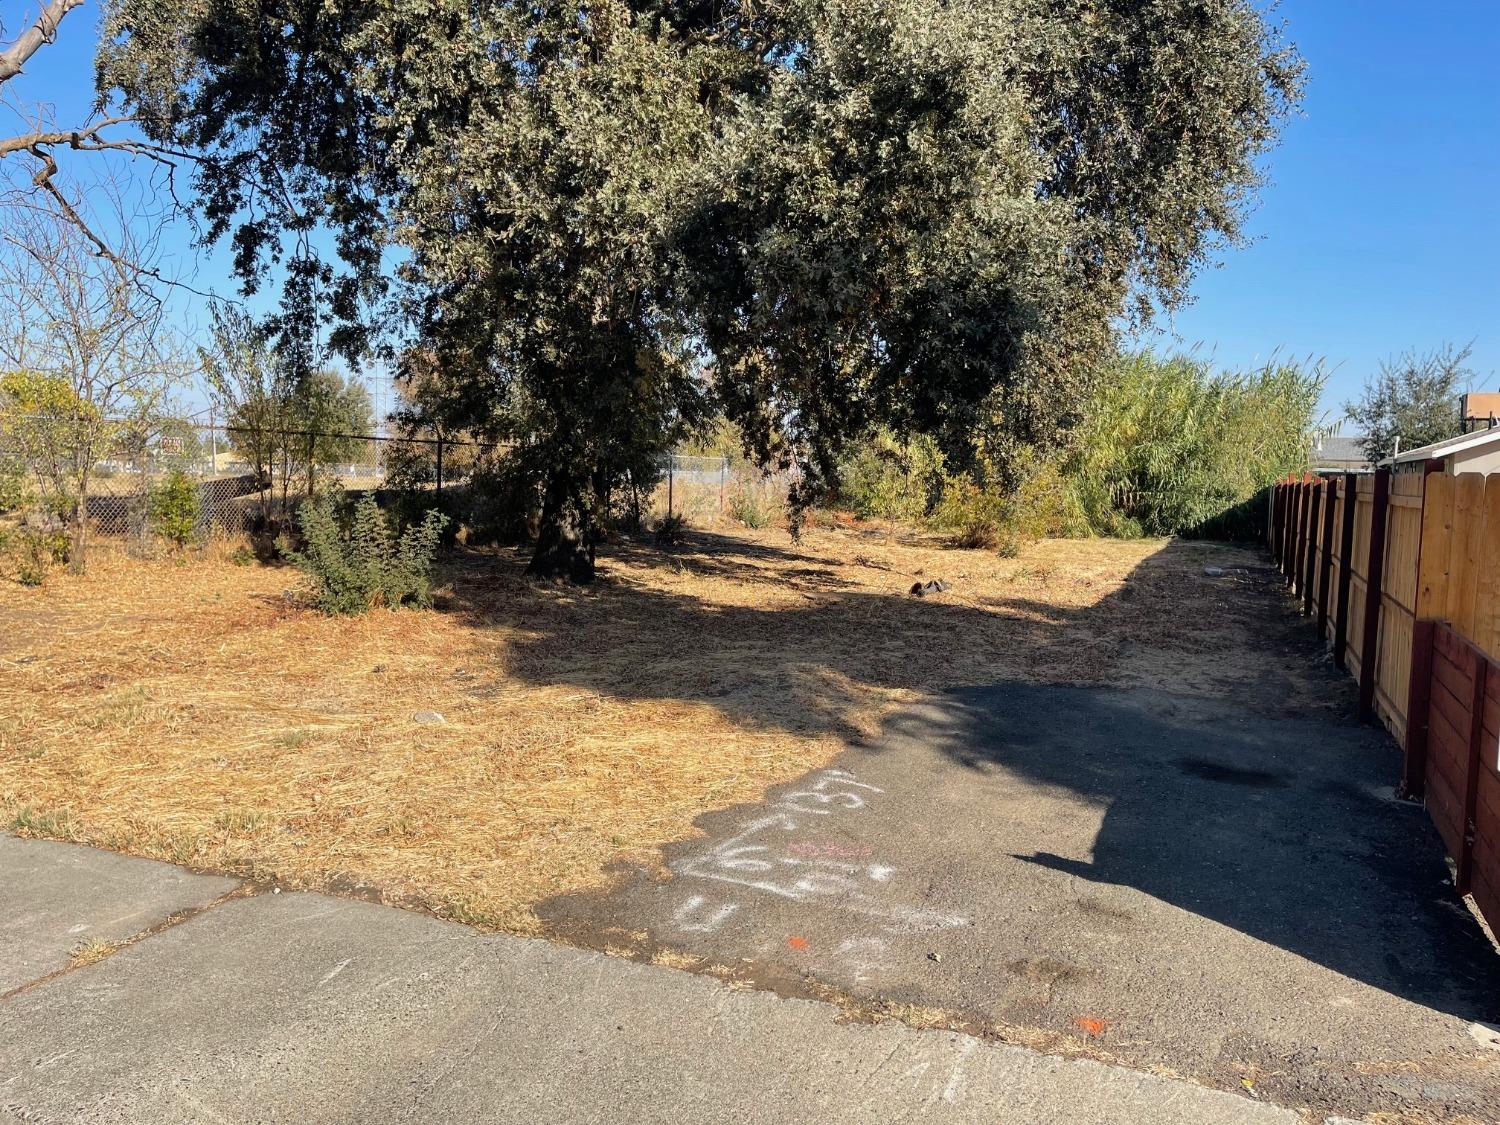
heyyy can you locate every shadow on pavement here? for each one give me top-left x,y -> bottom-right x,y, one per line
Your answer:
449,532 -> 1500,1033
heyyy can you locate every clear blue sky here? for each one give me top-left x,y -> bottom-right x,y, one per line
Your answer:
1137,2 -> 1500,424
7,1 -> 1499,428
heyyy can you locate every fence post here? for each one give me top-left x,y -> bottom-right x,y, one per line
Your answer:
435,437 -> 444,497
1334,473 -> 1358,670
1290,477 -> 1302,582
1457,657 -> 1490,894
1294,480 -> 1312,595
1302,480 -> 1320,615
1357,467 -> 1391,722
719,457 -> 727,516
1400,619 -> 1437,799
667,455 -> 675,517
1317,478 -> 1336,634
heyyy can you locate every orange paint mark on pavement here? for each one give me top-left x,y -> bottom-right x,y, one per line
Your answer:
1073,1016 -> 1109,1038
786,935 -> 810,951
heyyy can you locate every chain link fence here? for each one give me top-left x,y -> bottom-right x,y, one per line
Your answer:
4,414 -> 795,554
650,454 -> 794,528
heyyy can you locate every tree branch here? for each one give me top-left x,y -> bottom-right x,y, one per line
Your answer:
0,0 -> 86,87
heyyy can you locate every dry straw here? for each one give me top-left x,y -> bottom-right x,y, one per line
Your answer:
0,523 -> 1269,932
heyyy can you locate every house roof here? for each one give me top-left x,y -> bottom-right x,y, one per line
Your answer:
1310,434 -> 1369,466
1386,425 -> 1500,466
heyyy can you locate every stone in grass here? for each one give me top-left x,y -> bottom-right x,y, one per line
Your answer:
413,711 -> 446,725
909,579 -> 949,597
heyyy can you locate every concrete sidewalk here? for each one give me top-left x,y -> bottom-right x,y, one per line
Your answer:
0,835 -> 1299,1124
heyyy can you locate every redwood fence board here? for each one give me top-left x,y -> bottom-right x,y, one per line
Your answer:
1269,466 -> 1500,933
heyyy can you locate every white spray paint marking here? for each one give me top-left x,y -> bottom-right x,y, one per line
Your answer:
317,958 -> 352,986
833,937 -> 891,983
673,894 -> 740,934
672,770 -> 968,933
941,1039 -> 978,1104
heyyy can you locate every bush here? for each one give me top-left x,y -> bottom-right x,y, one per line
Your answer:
2,526 -> 69,586
836,431 -> 945,522
653,512 -> 688,545
1063,353 -> 1322,539
0,460 -> 27,514
727,489 -> 774,529
281,492 -> 448,615
930,480 -> 1009,551
149,469 -> 201,547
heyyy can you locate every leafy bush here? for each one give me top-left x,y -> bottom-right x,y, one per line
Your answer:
149,469 -> 201,547
281,492 -> 448,615
653,512 -> 688,545
1063,353 -> 1323,539
2,526 -> 69,586
837,431 -> 945,522
0,458 -> 27,514
930,480 -> 1008,550
727,489 -> 774,529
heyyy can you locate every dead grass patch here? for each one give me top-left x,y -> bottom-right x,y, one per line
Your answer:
0,524 -> 1281,931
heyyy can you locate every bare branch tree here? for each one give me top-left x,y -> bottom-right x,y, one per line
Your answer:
1,1 -> 199,282
0,190 -> 186,569
0,0 -> 87,87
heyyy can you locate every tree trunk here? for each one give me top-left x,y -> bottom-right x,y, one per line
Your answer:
528,467 -> 595,583
69,469 -> 88,572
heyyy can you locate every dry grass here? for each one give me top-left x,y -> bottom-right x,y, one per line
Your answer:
67,937 -> 118,968
0,521 -> 1282,932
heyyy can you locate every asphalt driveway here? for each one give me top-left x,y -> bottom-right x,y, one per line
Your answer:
540,681 -> 1500,1121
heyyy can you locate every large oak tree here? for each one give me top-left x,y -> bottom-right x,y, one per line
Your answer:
98,0 -> 1302,580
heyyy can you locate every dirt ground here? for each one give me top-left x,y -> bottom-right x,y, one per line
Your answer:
0,522 -> 1314,932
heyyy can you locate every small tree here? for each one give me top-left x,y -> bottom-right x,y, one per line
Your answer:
149,468 -> 201,547
1346,345 -> 1475,464
290,369 -> 375,497
201,304 -> 291,522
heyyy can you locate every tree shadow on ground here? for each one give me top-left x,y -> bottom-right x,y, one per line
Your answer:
446,529 -> 1500,1023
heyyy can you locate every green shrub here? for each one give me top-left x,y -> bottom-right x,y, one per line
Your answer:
930,480 -> 1009,550
727,489 -> 774,529
149,469 -> 201,547
1064,353 -> 1322,539
837,431 -> 945,522
3,526 -> 69,586
281,492 -> 448,615
654,512 -> 688,545
0,460 -> 27,514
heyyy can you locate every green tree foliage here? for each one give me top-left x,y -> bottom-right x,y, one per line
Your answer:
836,432 -> 946,524
290,368 -> 377,495
203,303 -> 375,511
282,492 -> 448,615
1065,353 -> 1324,539
0,369 -> 95,520
100,0 -> 1302,579
149,468 -> 202,547
1345,345 -> 1474,464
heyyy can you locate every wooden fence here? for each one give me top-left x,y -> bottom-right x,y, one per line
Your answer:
1270,466 -> 1500,929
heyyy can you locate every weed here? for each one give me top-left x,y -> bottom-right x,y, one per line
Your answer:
281,492 -> 448,615
727,490 -> 775,529
9,803 -> 73,838
654,512 -> 688,545
69,937 -> 117,967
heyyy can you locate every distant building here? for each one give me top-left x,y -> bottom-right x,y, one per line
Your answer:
1310,433 -> 1372,473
